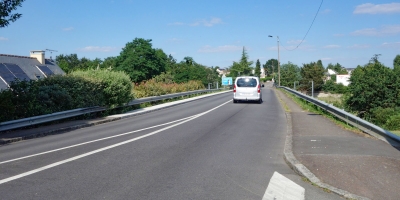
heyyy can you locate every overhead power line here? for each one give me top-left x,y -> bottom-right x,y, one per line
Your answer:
282,0 -> 324,51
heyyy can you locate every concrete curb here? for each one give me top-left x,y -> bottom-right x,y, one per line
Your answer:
0,91 -> 231,146
276,89 -> 370,200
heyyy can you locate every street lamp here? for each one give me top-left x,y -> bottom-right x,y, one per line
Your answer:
268,35 -> 280,86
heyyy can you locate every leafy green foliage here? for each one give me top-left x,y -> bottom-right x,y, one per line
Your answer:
326,63 -> 348,74
56,54 -> 102,73
299,60 -> 325,92
0,0 -> 24,28
385,114 -> 400,130
0,70 -> 132,122
345,60 -> 398,118
172,59 -> 219,87
229,47 -> 253,77
280,62 -> 301,88
394,54 -> 400,70
133,75 -> 205,98
114,38 -> 167,83
322,80 -> 348,94
254,59 -> 261,78
263,59 -> 278,76
70,69 -> 133,108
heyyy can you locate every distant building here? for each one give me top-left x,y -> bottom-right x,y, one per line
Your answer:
0,50 -> 65,91
336,74 -> 351,86
325,69 -> 337,81
216,68 -> 228,76
251,68 -> 266,78
346,68 -> 356,75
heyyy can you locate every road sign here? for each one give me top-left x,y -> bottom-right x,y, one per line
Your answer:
222,77 -> 233,86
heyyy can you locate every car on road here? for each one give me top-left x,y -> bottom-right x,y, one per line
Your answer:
233,76 -> 263,103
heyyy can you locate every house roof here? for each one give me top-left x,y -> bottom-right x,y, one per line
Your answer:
327,69 -> 337,75
0,54 -> 65,91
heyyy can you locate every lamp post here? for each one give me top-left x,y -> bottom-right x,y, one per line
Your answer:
268,35 -> 280,86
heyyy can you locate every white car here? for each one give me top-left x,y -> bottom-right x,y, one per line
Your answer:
233,76 -> 263,104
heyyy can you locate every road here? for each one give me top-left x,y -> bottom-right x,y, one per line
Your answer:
0,85 -> 342,199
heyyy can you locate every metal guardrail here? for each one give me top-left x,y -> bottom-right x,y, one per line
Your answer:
280,86 -> 400,144
0,89 -> 223,132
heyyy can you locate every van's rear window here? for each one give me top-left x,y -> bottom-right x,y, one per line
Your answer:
236,78 -> 257,87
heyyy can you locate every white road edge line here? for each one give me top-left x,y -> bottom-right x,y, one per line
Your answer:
262,171 -> 305,200
0,100 -> 231,185
0,116 -> 195,165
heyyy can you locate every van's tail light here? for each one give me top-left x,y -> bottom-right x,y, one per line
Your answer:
233,85 -> 236,92
257,84 -> 261,93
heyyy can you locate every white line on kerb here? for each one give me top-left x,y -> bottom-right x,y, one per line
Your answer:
0,100 -> 231,185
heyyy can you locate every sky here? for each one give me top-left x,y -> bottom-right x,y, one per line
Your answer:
1,0 -> 399,69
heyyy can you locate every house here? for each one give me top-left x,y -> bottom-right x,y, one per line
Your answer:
0,50 -> 65,91
216,68 -> 228,76
251,68 -> 266,78
325,69 -> 337,81
346,68 -> 356,75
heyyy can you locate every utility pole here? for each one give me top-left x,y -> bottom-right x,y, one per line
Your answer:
277,36 -> 280,87
268,35 -> 280,86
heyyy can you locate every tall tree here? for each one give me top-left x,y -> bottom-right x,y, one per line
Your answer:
0,0 -> 25,28
56,54 -> 81,73
280,62 -> 301,88
327,63 -> 348,74
100,56 -> 117,70
263,59 -> 278,76
229,47 -> 253,77
299,61 -> 325,92
239,47 -> 253,75
394,54 -> 400,70
114,38 -> 167,83
254,59 -> 261,78
346,59 -> 397,118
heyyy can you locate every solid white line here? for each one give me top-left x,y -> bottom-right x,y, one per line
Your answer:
0,116 -> 196,165
0,100 -> 231,185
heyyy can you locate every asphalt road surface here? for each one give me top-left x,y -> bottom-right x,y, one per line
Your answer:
0,86 -> 343,200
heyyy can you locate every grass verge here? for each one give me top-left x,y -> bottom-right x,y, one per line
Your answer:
392,130 -> 400,136
279,89 -> 366,136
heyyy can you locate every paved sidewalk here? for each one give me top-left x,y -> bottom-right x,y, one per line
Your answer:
276,89 -> 400,200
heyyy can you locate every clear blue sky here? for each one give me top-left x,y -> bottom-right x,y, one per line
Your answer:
1,0 -> 399,69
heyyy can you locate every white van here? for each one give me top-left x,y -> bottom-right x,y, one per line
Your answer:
233,76 -> 263,103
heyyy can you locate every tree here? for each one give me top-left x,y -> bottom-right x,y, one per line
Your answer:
229,47 -> 253,77
0,0 -> 25,28
172,57 -> 218,87
263,59 -> 278,76
299,60 -> 325,92
394,54 -> 400,70
346,59 -> 397,118
114,38 -> 167,83
56,54 -> 81,73
254,59 -> 261,78
56,54 -> 102,73
100,56 -> 117,70
327,63 -> 348,74
280,62 -> 301,88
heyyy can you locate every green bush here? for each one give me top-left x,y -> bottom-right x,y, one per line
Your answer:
370,107 -> 400,127
385,114 -> 400,130
322,80 -> 348,94
0,70 -> 132,122
133,75 -> 205,98
70,69 -> 133,108
261,76 -> 273,82
37,75 -> 105,109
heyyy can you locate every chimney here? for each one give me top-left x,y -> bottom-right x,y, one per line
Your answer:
30,50 -> 45,64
